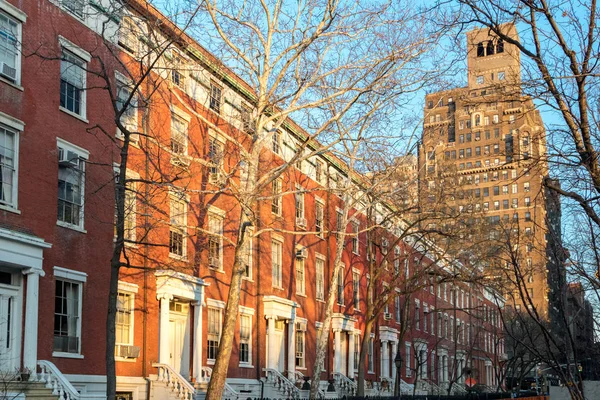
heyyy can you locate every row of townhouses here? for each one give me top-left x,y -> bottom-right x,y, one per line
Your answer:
0,0 -> 505,398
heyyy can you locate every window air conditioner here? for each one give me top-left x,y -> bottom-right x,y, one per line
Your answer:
0,62 -> 16,82
172,154 -> 190,168
58,148 -> 80,167
117,344 -> 141,358
296,217 -> 307,228
296,248 -> 308,259
383,312 -> 392,321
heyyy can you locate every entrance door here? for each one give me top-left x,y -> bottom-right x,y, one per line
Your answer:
270,320 -> 285,373
0,284 -> 20,372
169,302 -> 190,378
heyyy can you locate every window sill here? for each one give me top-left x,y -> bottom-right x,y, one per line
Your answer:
206,359 -> 215,366
242,278 -> 254,283
169,253 -> 188,262
0,204 -> 20,214
0,76 -> 23,91
53,351 -> 84,359
57,220 -> 87,233
273,286 -> 284,291
316,299 -> 325,303
59,106 -> 89,124
296,367 -> 307,371
115,356 -> 137,363
115,132 -> 140,148
238,363 -> 254,369
296,293 -> 307,298
209,267 -> 225,274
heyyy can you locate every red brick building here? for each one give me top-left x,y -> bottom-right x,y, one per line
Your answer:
0,0 -> 505,398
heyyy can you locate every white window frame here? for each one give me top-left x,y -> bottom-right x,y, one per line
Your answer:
115,281 -> 138,361
271,237 -> 283,289
170,109 -> 190,158
238,306 -> 254,367
242,229 -> 253,281
351,222 -> 359,254
368,335 -> 375,373
336,264 -> 345,306
115,72 -> 139,142
405,342 -> 412,377
206,299 -> 225,365
169,189 -> 188,259
315,198 -> 324,238
0,112 -> 21,211
53,266 -> 87,358
58,37 -> 90,121
295,321 -> 307,369
57,138 -> 89,231
316,254 -> 325,301
271,178 -> 282,216
209,80 -> 222,114
0,3 -> 25,86
207,206 -> 225,270
295,255 -> 306,296
295,185 -> 305,220
352,269 -> 360,310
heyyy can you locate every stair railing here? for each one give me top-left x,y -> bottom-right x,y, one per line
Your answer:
264,368 -> 300,399
333,372 -> 357,395
152,363 -> 195,400
37,360 -> 80,400
198,366 -> 239,399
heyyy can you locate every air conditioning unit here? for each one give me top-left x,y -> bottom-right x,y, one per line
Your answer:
296,248 -> 308,259
383,312 -> 392,321
171,154 -> 190,168
459,155 -> 464,159
58,148 -> 80,167
0,62 -> 16,82
475,137 -> 480,141
296,217 -> 307,228
295,321 -> 307,331
209,256 -> 220,268
117,345 -> 141,358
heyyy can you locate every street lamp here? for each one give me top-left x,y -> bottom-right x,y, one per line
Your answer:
394,351 -> 403,398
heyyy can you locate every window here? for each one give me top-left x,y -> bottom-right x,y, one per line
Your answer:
512,183 -> 518,194
57,140 -> 88,229
405,343 -> 411,376
295,186 -> 305,221
242,230 -> 253,280
423,305 -> 428,332
525,211 -> 531,221
476,75 -> 484,85
207,307 -> 222,362
272,240 -> 283,288
116,292 -> 133,347
295,328 -> 305,368
53,267 -> 87,355
123,178 -> 137,243
239,314 -> 251,364
116,76 -> 139,141
169,191 -> 187,258
209,81 -> 222,113
354,335 -> 360,371
353,271 -> 360,309
170,53 -> 186,89
524,182 -> 530,192
208,137 -> 224,181
272,130 -> 280,154
208,211 -> 223,269
336,266 -> 344,305
295,257 -> 305,295
395,295 -> 401,321
0,124 -> 18,208
336,210 -> 344,238
271,179 -> 282,215
368,337 -> 374,372
60,50 -> 86,117
512,199 -> 518,208
171,113 -> 188,156
352,222 -> 359,254
315,201 -> 324,238
118,16 -> 139,55
394,247 -> 400,273
62,0 -> 85,18
525,197 -> 531,207
316,257 -> 325,301
498,71 -> 505,80
0,8 -> 22,84
430,308 -> 435,336
415,301 -> 420,330
315,160 -> 324,184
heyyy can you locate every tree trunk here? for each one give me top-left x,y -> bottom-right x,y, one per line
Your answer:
357,318 -> 374,396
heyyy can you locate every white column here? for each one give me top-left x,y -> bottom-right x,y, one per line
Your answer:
266,316 -> 276,369
287,320 -> 296,379
193,301 -> 203,381
158,294 -> 173,364
391,341 -> 398,381
381,340 -> 389,378
347,333 -> 355,378
333,329 -> 341,373
22,269 -> 44,372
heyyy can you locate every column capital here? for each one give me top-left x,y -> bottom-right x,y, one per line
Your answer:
191,300 -> 201,307
333,328 -> 342,333
23,268 -> 45,277
265,314 -> 276,321
157,293 -> 174,301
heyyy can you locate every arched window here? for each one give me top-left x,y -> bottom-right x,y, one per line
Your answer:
486,40 -> 495,56
477,42 -> 485,57
496,39 -> 504,53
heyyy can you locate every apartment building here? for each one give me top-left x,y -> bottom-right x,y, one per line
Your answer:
0,0 -> 505,398
419,24 -> 564,317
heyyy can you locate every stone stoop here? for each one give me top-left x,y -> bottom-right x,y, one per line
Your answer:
1,381 -> 60,399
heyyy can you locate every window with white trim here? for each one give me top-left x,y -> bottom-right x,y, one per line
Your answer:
367,336 -> 374,372
118,15 -> 139,55
171,113 -> 188,156
315,201 -> 324,238
0,8 -> 22,84
239,313 -> 251,364
209,81 -> 222,113
60,50 -> 86,117
208,211 -> 223,269
271,239 -> 283,288
395,294 -> 401,321
116,74 -> 139,141
0,123 -> 18,208
61,0 -> 85,19
208,137 -> 224,182
207,306 -> 222,362
336,265 -> 344,305
295,186 -> 305,220
405,343 -> 411,377
295,327 -> 305,368
316,256 -> 325,301
169,191 -> 187,257
394,247 -> 400,273
354,335 -> 360,371
295,257 -> 305,295
53,267 -> 87,355
116,292 -> 133,346
351,222 -> 359,254
242,229 -> 253,279
271,178 -> 282,215
352,271 -> 360,310
272,130 -> 280,154
57,140 -> 88,229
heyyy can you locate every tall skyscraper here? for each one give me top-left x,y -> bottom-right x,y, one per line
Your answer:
418,24 -> 564,316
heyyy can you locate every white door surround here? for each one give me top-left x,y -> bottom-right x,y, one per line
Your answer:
263,296 -> 301,374
0,228 -> 51,372
155,271 -> 207,382
0,279 -> 21,372
331,313 -> 356,376
169,302 -> 191,378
